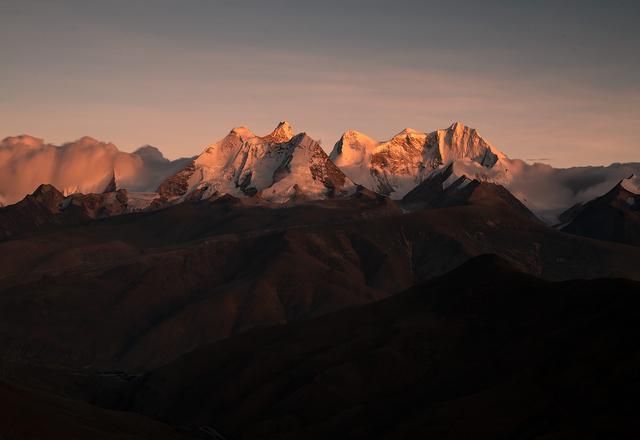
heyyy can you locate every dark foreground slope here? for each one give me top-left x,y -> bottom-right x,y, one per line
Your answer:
0,379 -> 190,440
1,186 -> 640,372
123,255 -> 640,440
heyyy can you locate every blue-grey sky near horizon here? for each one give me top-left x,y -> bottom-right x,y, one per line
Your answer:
1,0 -> 639,167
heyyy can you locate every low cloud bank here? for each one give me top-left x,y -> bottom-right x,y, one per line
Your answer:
452,157 -> 640,222
0,135 -> 191,206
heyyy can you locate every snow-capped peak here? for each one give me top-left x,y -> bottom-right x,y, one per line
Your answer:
621,174 -> 640,195
438,122 -> 505,164
397,127 -> 420,135
342,129 -> 367,138
228,126 -> 255,140
223,122 -> 295,144
331,130 -> 378,159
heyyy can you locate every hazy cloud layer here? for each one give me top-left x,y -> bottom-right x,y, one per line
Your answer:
505,160 -> 640,221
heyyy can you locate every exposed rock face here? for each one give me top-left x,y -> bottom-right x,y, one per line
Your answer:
0,185 -> 161,240
157,122 -> 355,203
63,190 -> 130,219
156,161 -> 196,199
28,184 -> 66,213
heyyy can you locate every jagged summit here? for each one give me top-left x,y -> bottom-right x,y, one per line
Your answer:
395,127 -> 421,136
265,121 -> 294,142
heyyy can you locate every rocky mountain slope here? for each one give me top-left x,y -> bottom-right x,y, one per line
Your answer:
1,186 -> 640,372
401,163 -> 539,221
0,184 -> 161,241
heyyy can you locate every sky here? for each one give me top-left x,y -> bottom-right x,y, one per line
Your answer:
1,0 -> 639,167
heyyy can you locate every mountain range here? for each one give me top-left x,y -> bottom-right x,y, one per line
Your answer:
2,122 -> 639,223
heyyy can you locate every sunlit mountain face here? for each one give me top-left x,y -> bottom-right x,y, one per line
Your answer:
2,1 -> 639,438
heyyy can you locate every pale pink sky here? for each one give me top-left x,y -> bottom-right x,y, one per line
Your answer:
2,0 -> 639,167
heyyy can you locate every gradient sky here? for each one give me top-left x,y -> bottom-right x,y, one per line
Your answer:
1,0 -> 639,166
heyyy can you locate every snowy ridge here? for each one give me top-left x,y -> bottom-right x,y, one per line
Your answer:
330,122 -> 505,198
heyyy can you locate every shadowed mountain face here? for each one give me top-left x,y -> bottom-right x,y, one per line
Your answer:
1,183 -> 640,373
107,255 -> 640,440
561,176 -> 640,246
401,163 -> 539,222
